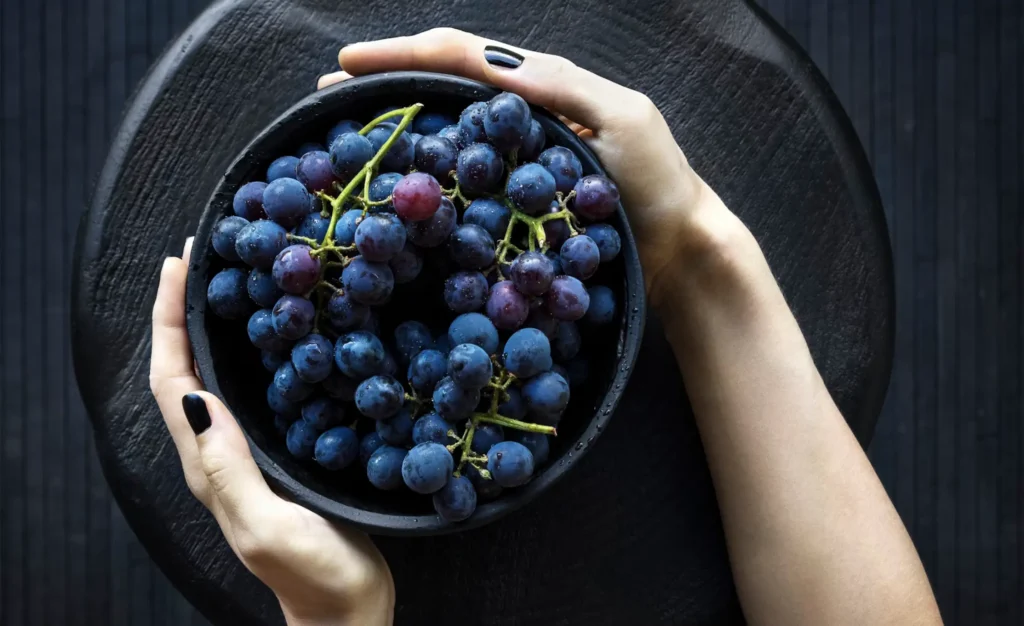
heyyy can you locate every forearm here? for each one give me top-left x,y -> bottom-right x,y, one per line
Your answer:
654,185 -> 940,626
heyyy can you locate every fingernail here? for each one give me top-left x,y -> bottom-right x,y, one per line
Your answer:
182,393 -> 212,435
484,45 -> 523,70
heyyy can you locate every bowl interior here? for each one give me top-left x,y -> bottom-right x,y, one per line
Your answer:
187,72 -> 646,535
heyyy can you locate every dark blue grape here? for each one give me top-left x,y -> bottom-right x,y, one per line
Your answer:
486,441 -> 535,487
538,146 -> 583,194
272,245 -> 321,294
263,178 -> 312,229
296,142 -> 325,157
409,132 -> 423,146
546,275 -> 590,321
274,361 -> 314,403
367,446 -> 407,490
328,132 -> 373,181
381,349 -> 398,377
443,271 -> 489,313
463,198 -> 511,240
551,362 -> 570,385
271,295 -> 315,339
376,407 -> 414,445
525,307 -> 559,339
484,92 -> 531,153
586,223 -> 621,262
414,112 -> 456,135
286,420 -> 320,458
522,370 -> 570,425
408,349 -> 448,395
433,333 -> 452,355
274,414 -> 294,436
503,328 -> 553,379
584,285 -> 616,325
355,212 -> 406,262
413,135 -> 458,185
470,422 -> 504,454
314,426 -> 359,470
573,175 -> 620,221
509,250 -> 555,296
509,431 -> 550,466
333,209 -> 363,246
341,256 -> 394,305
334,330 -> 386,380
394,321 -> 432,365
551,321 -> 581,362
360,431 -> 386,466
296,150 -> 338,193
207,268 -> 253,319
519,120 -> 546,161
322,370 -> 358,401
449,224 -> 495,270
506,163 -> 556,215
326,119 -> 363,149
293,212 -> 330,242
402,442 -> 453,494
388,242 -> 423,284
465,463 -> 503,500
301,396 -> 344,430
433,475 -> 477,522
355,375 -> 404,420
545,250 -> 563,275
368,172 -> 404,211
233,181 -> 268,220
498,387 -> 527,420
366,124 -> 414,173
447,343 -> 493,390
212,216 -> 248,261
559,235 -> 600,280
268,383 -> 300,419
248,309 -> 292,351
543,202 -> 571,249
406,196 -> 455,248
486,280 -> 529,330
262,349 -> 288,372
291,333 -> 334,383
432,376 -> 481,422
267,157 -> 299,182
457,102 -> 487,148
448,313 -> 499,355
326,290 -> 370,331
437,124 -> 461,146
456,143 -> 504,196
235,220 -> 289,269
412,412 -> 454,445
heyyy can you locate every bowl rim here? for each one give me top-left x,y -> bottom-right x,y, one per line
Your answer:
186,71 -> 647,536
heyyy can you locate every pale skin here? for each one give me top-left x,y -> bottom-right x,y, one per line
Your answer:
150,28 -> 942,626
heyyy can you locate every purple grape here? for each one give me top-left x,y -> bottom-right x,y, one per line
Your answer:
484,92 -> 531,153
291,333 -> 334,383
274,362 -> 314,403
314,426 -> 359,470
559,235 -> 600,280
407,196 -> 457,247
272,295 -> 315,339
543,202 -> 571,249
212,216 -> 248,261
486,441 -> 535,487
267,157 -> 299,182
328,132 -> 373,181
522,370 -> 570,425
326,119 -> 363,148
413,112 -> 456,135
394,320 -> 433,365
486,281 -> 529,330
537,146 -> 583,194
263,178 -> 313,229
509,250 -> 556,296
247,309 -> 292,351
354,375 -> 404,420
207,268 -> 253,319
235,220 -> 289,269
341,256 -> 395,305
463,198 -> 511,240
585,223 -> 621,262
296,150 -> 338,193
545,275 -> 590,321
414,135 -> 458,185
355,212 -> 407,262
326,290 -> 370,331
457,102 -> 488,148
444,271 -> 489,313
551,321 -> 581,361
293,212 -> 330,242
449,224 -> 495,270
272,245 -> 321,294
393,173 -> 442,221
388,242 -> 423,284
519,120 -> 546,161
525,306 -> 559,339
502,328 -> 553,379
334,330 -> 386,380
366,123 -> 415,173
301,396 -> 344,430
232,181 -> 268,220
545,250 -> 563,275
584,285 -> 616,325
573,175 -> 620,221
456,143 -> 504,196
506,163 -> 556,215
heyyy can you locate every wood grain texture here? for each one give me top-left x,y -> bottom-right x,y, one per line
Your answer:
1,0 -> 1019,624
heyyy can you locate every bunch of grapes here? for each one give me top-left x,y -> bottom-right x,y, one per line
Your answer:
205,93 -> 623,523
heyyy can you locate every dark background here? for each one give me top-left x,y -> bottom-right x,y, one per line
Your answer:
1,0 -> 1020,624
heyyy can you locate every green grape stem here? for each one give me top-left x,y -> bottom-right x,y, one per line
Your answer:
492,192 -> 581,276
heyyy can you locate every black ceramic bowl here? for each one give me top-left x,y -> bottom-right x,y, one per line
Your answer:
186,72 -> 646,536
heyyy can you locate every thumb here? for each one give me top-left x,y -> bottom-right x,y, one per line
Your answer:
181,392 -> 280,531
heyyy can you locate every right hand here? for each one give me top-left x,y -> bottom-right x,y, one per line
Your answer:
319,28 -> 733,308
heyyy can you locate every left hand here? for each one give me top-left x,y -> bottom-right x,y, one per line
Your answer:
149,238 -> 394,625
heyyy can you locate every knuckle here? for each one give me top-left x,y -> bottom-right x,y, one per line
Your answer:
235,527 -> 276,564
625,93 -> 660,125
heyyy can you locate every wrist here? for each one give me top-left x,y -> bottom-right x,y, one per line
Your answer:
279,579 -> 395,626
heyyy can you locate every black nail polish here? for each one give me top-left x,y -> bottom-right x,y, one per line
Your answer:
484,45 -> 523,70
182,393 -> 212,435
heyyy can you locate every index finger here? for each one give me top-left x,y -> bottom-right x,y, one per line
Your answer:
150,238 -> 200,400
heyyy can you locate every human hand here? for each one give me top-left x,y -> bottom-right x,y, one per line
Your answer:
319,28 -> 735,310
149,239 -> 394,626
